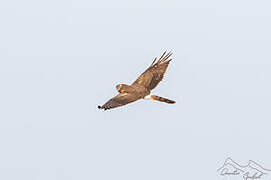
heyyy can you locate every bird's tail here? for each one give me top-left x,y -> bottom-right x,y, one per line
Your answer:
150,95 -> 175,104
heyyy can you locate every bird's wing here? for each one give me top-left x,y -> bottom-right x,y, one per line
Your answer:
98,93 -> 140,110
132,51 -> 172,90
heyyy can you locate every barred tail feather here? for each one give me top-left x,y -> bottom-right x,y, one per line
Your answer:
150,95 -> 175,104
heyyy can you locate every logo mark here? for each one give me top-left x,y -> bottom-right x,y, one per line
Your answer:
217,158 -> 271,180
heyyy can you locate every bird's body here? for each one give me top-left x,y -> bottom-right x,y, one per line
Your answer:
116,84 -> 150,98
98,51 -> 175,110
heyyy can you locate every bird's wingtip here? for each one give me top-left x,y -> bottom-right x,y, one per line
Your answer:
98,105 -> 108,111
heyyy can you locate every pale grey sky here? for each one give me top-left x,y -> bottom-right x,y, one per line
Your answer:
0,0 -> 271,180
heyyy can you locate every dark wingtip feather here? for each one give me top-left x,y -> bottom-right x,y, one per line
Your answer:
167,59 -> 172,63
150,57 -> 157,67
157,51 -> 173,64
150,51 -> 173,67
98,105 -> 106,110
98,105 -> 110,111
159,51 -> 167,61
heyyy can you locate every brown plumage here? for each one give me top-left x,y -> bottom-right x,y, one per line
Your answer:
149,95 -> 175,104
98,51 -> 175,111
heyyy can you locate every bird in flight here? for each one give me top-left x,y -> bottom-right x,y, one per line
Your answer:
98,51 -> 175,110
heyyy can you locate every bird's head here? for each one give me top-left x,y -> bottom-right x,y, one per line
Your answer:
116,84 -> 124,92
116,84 -> 130,93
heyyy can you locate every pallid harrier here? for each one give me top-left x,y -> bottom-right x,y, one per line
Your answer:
98,51 -> 175,110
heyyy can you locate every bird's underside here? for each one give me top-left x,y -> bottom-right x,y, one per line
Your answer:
98,51 -> 175,111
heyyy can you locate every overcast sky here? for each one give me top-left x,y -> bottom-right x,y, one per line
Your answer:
0,0 -> 271,180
